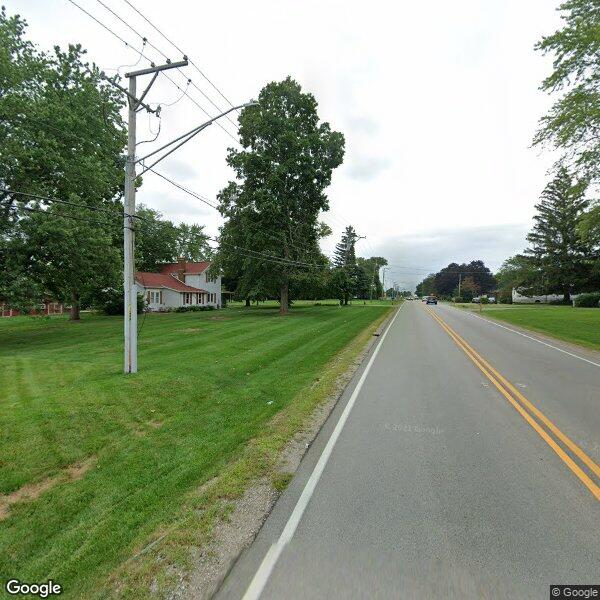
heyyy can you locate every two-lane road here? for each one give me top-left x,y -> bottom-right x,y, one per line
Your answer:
217,301 -> 599,600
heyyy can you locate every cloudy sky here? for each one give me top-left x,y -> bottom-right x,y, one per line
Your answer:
20,0 -> 563,289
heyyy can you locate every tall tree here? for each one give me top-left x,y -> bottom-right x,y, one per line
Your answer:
433,261 -> 496,298
356,256 -> 388,299
415,274 -> 436,297
0,9 -> 126,316
534,0 -> 600,182
216,78 -> 345,314
525,168 -> 592,302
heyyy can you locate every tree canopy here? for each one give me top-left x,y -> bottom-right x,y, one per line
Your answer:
534,0 -> 600,182
0,8 -> 126,317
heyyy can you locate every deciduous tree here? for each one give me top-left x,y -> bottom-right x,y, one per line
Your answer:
216,77 -> 344,314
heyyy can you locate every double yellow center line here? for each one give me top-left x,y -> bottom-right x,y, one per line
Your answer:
426,307 -> 600,501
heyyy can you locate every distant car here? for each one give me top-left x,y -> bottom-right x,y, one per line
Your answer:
425,296 -> 437,305
487,296 -> 496,304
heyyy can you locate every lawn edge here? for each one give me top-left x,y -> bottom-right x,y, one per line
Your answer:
447,303 -> 600,354
105,304 -> 397,599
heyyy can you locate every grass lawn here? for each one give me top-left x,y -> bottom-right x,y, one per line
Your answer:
0,303 -> 392,598
451,303 -> 600,351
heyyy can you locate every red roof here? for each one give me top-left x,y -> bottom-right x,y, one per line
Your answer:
160,261 -> 210,275
135,272 -> 208,293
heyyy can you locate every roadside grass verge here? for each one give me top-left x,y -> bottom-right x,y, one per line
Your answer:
450,303 -> 600,351
0,303 -> 392,598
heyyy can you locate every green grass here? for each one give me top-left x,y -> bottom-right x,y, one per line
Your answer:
0,303 -> 392,598
451,303 -> 600,351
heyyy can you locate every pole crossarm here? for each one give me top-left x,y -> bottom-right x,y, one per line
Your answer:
125,58 -> 188,79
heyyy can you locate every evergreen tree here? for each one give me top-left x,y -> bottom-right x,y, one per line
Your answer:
525,168 -> 592,302
333,225 -> 358,268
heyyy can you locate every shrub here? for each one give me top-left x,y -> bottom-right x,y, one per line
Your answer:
574,292 -> 600,308
174,305 -> 216,313
97,288 -> 144,315
452,297 -> 465,303
498,290 -> 512,304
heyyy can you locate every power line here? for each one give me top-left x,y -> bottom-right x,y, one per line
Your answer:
66,0 -> 239,145
66,0 -> 145,56
95,0 -> 239,132
0,188 -> 125,217
17,205 -> 118,228
4,187 -> 323,270
122,0 -> 238,112
146,167 -> 328,258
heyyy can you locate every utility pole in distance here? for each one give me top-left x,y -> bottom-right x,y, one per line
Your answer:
458,272 -> 462,299
122,59 -> 188,374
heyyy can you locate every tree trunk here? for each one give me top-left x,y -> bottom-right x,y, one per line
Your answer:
245,297 -> 250,307
563,288 -> 571,304
69,291 -> 80,321
280,280 -> 289,315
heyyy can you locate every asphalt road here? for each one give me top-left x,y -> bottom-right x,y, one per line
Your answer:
216,301 -> 599,600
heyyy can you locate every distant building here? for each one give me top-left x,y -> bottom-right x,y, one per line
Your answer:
1,301 -> 64,318
136,258 -> 221,311
512,288 -> 580,304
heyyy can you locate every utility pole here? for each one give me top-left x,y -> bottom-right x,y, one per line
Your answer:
123,74 -> 137,375
121,59 -> 188,374
370,262 -> 377,301
110,58 -> 256,374
458,272 -> 462,299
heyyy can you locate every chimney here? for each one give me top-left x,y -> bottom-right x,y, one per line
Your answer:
177,257 -> 186,282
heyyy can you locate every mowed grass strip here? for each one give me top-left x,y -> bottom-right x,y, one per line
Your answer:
453,304 -> 600,351
0,304 -> 391,597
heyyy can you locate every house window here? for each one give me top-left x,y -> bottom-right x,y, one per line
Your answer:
149,291 -> 161,304
183,292 -> 192,304
195,293 -> 201,304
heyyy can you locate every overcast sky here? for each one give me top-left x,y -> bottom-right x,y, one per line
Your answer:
19,0 -> 563,289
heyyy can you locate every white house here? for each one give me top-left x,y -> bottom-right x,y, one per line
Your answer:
136,259 -> 221,311
512,288 -> 580,304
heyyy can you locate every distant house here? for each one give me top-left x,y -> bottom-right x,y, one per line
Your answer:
512,288 -> 580,304
136,259 -> 221,311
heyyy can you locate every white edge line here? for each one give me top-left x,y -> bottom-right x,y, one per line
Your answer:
446,306 -> 600,368
241,304 -> 403,600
